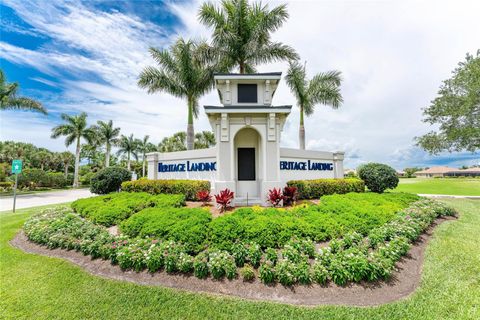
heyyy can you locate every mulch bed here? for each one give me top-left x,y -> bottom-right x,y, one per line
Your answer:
9,217 -> 456,306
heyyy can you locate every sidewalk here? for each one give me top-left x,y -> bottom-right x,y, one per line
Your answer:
0,188 -> 93,212
418,194 -> 480,199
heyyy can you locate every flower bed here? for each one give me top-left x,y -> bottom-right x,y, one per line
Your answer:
71,192 -> 185,227
23,197 -> 455,286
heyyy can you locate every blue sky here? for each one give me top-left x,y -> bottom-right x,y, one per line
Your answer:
0,0 -> 479,170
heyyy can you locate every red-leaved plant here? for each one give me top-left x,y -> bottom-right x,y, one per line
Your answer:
215,188 -> 234,212
282,186 -> 298,206
196,190 -> 212,205
267,188 -> 284,207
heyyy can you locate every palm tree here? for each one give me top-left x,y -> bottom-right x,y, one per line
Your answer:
58,151 -> 74,177
138,38 -> 215,150
137,135 -> 157,177
194,131 -> 216,149
117,134 -> 138,171
0,69 -> 47,114
285,61 -> 343,150
199,0 -> 298,73
95,120 -> 120,168
158,132 -> 187,153
51,113 -> 95,187
35,150 -> 52,171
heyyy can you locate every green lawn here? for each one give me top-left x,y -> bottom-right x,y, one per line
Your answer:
395,178 -> 480,196
1,199 -> 479,319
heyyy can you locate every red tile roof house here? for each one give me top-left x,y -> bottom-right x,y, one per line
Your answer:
415,166 -> 480,178
415,166 -> 457,178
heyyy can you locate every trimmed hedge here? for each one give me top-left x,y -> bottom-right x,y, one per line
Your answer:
121,179 -> 210,201
286,178 -> 365,199
120,207 -> 212,253
71,192 -> 185,227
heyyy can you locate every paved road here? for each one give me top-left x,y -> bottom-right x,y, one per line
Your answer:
0,189 -> 93,212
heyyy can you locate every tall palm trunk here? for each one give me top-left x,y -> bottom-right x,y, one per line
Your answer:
73,138 -> 81,187
105,142 -> 111,168
64,162 -> 68,178
299,105 -> 306,150
142,153 -> 146,177
127,151 -> 131,171
187,96 -> 195,150
239,61 -> 245,74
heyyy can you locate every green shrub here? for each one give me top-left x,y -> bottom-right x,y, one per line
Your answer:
231,242 -> 249,267
275,259 -> 296,286
287,178 -> 365,199
357,163 -> 399,193
312,261 -> 329,285
209,193 -> 419,250
71,192 -> 185,226
259,261 -> 276,284
178,252 -> 194,273
80,171 -> 95,186
90,167 -> 131,194
15,168 -> 68,189
240,264 -> 255,281
193,252 -> 209,279
120,207 -> 211,253
121,179 -> 210,201
208,251 -> 237,280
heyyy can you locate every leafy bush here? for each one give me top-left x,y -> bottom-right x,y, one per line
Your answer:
193,252 -> 209,279
357,163 -> 399,193
267,188 -> 284,207
208,251 -> 237,280
120,207 -> 211,253
121,179 -> 210,201
240,264 -> 255,281
71,192 -> 185,226
90,167 -> 131,194
282,186 -> 298,206
259,261 -> 276,284
287,178 -> 365,199
196,190 -> 212,205
215,188 -> 234,212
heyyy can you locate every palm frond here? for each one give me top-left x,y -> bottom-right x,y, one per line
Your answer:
4,97 -> 47,114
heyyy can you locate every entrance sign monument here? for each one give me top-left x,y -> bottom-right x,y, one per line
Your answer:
147,72 -> 344,205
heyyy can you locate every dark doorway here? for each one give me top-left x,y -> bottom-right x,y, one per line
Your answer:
237,148 -> 255,181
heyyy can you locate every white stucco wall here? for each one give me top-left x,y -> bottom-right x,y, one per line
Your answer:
279,148 -> 345,184
147,148 -> 217,189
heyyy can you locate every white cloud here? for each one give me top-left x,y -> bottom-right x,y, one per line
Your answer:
1,0 -> 479,169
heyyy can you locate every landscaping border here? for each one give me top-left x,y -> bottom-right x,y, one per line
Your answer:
10,216 -> 455,306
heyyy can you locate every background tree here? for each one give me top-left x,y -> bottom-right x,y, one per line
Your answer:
35,150 -> 52,171
117,134 -> 138,171
157,131 -> 215,152
58,151 -> 74,178
158,132 -> 187,153
95,120 -> 120,168
199,0 -> 298,73
416,51 -> 480,153
194,130 -> 216,149
285,60 -> 343,149
51,113 -> 95,187
0,69 -> 47,114
137,135 -> 157,177
138,38 -> 215,150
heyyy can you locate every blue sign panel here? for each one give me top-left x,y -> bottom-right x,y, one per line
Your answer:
280,160 -> 333,171
158,161 -> 217,173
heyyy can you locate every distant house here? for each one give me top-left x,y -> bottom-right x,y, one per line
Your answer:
415,166 -> 457,178
396,170 -> 405,177
445,167 -> 480,177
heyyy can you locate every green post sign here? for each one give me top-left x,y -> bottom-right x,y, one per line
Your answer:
11,159 -> 22,174
11,159 -> 22,212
